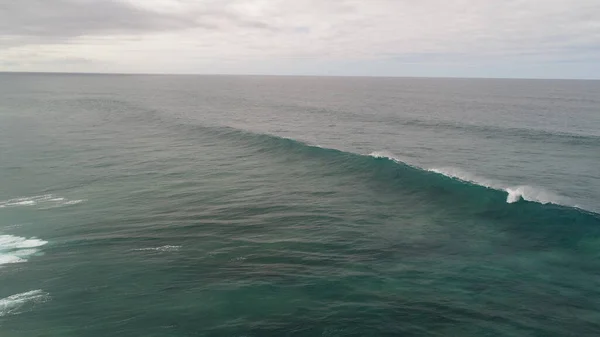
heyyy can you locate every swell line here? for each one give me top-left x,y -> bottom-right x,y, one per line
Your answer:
93,100 -> 597,219
395,118 -> 600,146
182,124 -> 599,217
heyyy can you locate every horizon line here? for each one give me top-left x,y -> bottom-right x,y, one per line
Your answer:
0,71 -> 598,81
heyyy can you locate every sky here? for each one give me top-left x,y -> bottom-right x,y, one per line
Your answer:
1,0 -> 599,78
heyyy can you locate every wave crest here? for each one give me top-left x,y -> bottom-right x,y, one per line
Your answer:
368,152 -> 567,207
427,167 -> 564,205
504,186 -> 563,205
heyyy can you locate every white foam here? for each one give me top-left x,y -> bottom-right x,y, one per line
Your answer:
12,201 -> 36,206
505,185 -> 562,204
0,235 -> 48,249
0,235 -> 48,266
0,290 -> 50,317
133,245 -> 181,252
427,167 -> 496,189
0,194 -> 85,209
369,151 -> 398,160
368,151 -> 422,170
0,255 -> 26,265
427,166 -> 565,205
370,150 -> 576,208
63,200 -> 85,206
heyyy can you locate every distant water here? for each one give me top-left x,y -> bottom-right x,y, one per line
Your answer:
1,73 -> 599,336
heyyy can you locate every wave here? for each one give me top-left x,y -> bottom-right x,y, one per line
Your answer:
396,118 -> 600,146
0,235 -> 48,267
0,194 -> 85,209
206,125 -> 600,214
157,121 -> 600,226
0,290 -> 50,317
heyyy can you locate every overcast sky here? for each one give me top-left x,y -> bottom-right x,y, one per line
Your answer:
1,0 -> 599,78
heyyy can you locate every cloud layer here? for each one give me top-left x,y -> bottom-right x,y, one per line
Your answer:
1,0 -> 599,77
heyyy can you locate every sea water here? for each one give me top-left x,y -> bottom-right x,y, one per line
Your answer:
1,74 -> 599,336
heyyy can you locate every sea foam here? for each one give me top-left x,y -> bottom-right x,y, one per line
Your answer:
504,185 -> 562,205
0,235 -> 48,267
429,167 -> 563,205
0,290 -> 50,317
0,194 -> 85,209
133,245 -> 181,252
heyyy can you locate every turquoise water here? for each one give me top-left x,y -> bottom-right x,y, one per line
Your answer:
1,74 -> 599,336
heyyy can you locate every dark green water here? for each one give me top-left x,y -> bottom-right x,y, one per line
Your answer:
1,74 -> 600,336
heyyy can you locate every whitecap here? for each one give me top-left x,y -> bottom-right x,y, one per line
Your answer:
63,200 -> 85,206
0,194 -> 85,209
0,255 -> 26,265
369,150 -> 398,160
0,235 -> 48,249
427,166 -> 565,205
0,290 -> 50,317
368,151 -> 421,170
427,167 -> 496,189
0,235 -> 48,267
133,245 -> 181,252
505,185 -> 562,205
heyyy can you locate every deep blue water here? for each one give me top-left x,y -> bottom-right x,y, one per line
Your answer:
1,74 -> 599,336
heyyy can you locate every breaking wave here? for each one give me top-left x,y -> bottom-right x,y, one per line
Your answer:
0,290 -> 50,317
0,234 -> 48,267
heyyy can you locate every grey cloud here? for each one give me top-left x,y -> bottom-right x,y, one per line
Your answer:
1,0 -> 600,76
0,0 -> 274,43
0,0 -> 196,37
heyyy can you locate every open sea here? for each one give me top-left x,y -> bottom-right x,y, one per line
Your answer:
1,73 -> 599,337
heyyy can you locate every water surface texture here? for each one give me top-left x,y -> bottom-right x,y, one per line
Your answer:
1,74 -> 599,336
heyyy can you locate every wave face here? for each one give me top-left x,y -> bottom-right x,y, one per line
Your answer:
372,155 -> 566,205
202,126 -> 600,250
204,125 -> 595,214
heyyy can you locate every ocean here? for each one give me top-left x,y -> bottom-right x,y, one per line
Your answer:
1,73 -> 599,336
